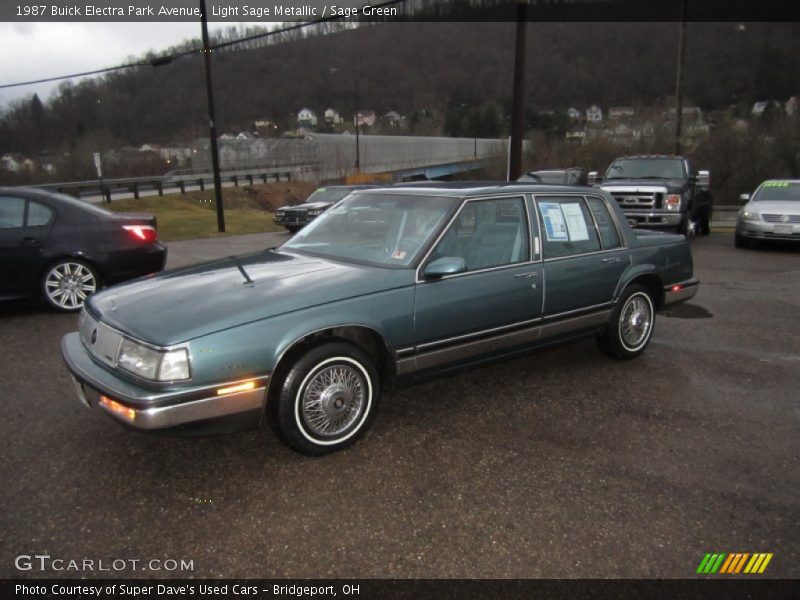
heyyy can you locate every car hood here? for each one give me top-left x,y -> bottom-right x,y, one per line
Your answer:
602,178 -> 686,191
751,200 -> 800,215
297,201 -> 332,210
88,250 -> 413,345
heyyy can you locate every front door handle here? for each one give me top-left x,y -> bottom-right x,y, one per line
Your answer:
20,237 -> 41,246
601,257 -> 620,263
514,272 -> 538,279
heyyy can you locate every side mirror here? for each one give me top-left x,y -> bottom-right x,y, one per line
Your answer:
423,256 -> 466,279
588,171 -> 600,185
739,193 -> 751,201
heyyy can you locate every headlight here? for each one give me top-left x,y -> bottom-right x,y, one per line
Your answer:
664,194 -> 682,212
158,349 -> 190,381
741,208 -> 760,222
117,340 -> 190,381
117,339 -> 160,380
307,209 -> 323,216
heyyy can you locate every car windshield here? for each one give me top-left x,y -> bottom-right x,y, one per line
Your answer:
304,187 -> 358,204
604,158 -> 685,180
753,181 -> 800,202
282,193 -> 458,267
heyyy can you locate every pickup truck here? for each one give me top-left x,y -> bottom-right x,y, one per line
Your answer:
62,183 -> 698,455
595,155 -> 712,236
273,185 -> 376,233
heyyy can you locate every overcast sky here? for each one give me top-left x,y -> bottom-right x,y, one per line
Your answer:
0,22 -> 264,108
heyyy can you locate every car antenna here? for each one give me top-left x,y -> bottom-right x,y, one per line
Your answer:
231,257 -> 253,285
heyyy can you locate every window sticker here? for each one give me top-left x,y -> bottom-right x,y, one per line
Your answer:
561,202 -> 590,242
763,182 -> 789,187
539,202 -> 568,241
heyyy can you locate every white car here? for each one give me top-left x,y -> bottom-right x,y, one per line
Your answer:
735,179 -> 800,247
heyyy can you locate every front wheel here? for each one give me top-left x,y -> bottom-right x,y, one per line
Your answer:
271,342 -> 380,455
41,259 -> 99,312
597,284 -> 655,360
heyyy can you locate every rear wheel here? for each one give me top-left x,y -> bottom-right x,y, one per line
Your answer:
286,225 -> 300,234
597,284 -> 655,360
270,342 -> 380,455
41,259 -> 98,312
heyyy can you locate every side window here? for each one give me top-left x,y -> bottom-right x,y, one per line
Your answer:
432,197 -> 529,272
537,196 -> 601,259
585,196 -> 621,249
27,201 -> 53,227
0,197 -> 26,229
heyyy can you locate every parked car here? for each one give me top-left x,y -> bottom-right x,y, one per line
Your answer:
735,179 -> 800,247
62,183 -> 697,455
596,155 -> 712,236
273,185 -> 376,233
517,167 -> 589,186
0,187 -> 166,312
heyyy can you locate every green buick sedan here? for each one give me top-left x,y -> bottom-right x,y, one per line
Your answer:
62,184 -> 698,455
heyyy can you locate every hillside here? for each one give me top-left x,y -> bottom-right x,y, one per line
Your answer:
1,19 -> 798,160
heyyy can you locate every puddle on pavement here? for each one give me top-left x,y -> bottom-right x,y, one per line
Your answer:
661,303 -> 713,319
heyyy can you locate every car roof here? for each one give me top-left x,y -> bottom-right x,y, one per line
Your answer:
354,181 -> 602,198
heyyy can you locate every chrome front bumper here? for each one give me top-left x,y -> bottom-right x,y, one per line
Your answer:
663,278 -> 699,306
737,220 -> 800,241
62,333 -> 268,431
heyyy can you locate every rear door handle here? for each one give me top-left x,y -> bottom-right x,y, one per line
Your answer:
601,257 -> 620,263
20,237 -> 41,246
514,272 -> 538,279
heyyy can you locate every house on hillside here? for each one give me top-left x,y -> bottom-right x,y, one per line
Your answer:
566,107 -> 582,121
586,105 -> 603,124
355,110 -> 376,127
297,108 -> 318,127
383,111 -> 403,127
565,125 -> 586,144
608,106 -> 635,121
786,96 -> 798,117
324,108 -> 342,125
1,153 -> 34,172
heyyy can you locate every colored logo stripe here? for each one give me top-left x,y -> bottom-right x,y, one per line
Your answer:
697,553 -> 773,574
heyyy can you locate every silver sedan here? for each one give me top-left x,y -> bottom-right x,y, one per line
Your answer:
735,179 -> 800,247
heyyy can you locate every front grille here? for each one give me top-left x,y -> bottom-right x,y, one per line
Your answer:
762,214 -> 800,223
610,191 -> 661,209
80,311 -> 123,368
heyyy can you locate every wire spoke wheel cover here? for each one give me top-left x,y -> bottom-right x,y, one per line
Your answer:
619,292 -> 653,351
294,357 -> 372,445
44,261 -> 97,310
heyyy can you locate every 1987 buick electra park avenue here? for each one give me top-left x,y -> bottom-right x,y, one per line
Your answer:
62,183 -> 698,455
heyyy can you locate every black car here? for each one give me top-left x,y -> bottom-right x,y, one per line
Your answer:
273,185 -> 376,233
0,187 -> 167,312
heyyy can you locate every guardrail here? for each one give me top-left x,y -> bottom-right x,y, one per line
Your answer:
34,169 -> 293,202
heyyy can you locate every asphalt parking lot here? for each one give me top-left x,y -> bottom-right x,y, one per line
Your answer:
1,232 -> 798,579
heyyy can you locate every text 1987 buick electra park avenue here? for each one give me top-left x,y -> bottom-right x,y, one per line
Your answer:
62,184 -> 698,455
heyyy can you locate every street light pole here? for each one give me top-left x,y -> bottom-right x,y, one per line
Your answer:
200,0 -> 225,232
674,0 -> 688,155
508,0 -> 528,181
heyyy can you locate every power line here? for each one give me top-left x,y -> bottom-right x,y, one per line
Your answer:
0,0 -> 407,90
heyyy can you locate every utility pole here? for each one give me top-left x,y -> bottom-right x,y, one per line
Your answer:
200,0 -> 225,232
508,0 -> 528,181
674,0 -> 688,155
354,79 -> 361,172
